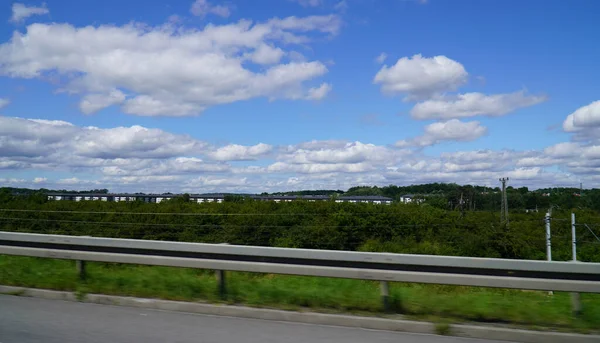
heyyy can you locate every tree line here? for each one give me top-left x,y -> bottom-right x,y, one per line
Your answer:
1,187 -> 599,262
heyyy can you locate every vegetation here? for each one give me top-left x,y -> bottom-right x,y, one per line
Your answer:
1,256 -> 599,332
343,184 -> 598,212
1,185 -> 599,331
1,187 -> 600,262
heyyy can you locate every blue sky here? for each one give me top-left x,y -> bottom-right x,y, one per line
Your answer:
1,0 -> 599,193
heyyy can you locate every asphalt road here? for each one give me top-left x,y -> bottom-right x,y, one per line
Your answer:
0,295 -> 511,343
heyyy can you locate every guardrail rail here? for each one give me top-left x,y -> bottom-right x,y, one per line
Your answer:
1,231 -> 599,312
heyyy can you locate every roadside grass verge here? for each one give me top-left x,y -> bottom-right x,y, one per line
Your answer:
1,255 -> 598,332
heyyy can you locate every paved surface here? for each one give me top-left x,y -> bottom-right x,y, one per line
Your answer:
0,295 -> 511,343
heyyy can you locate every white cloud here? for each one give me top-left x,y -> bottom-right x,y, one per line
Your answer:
0,98 -> 10,109
0,160 -> 27,169
101,158 -> 229,176
544,142 -> 579,158
396,119 -> 487,147
516,156 -> 556,167
185,176 -> 247,187
373,54 -> 467,100
375,52 -> 387,64
267,161 -> 374,174
0,178 -> 26,184
247,44 -> 285,65
208,143 -> 273,161
443,162 -> 494,173
507,167 -> 542,180
3,114 -> 600,192
280,141 -> 401,164
0,116 -> 207,162
10,3 -> 49,23
79,90 -> 126,114
292,140 -> 348,150
564,101 -> 600,131
0,15 -> 340,116
306,83 -> 332,100
57,177 -> 92,185
231,166 -> 267,174
563,101 -> 600,143
190,0 -> 232,18
410,91 -> 547,120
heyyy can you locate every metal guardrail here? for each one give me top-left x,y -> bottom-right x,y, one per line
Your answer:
1,231 -> 599,294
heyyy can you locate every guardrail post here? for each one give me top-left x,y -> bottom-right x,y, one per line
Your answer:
76,236 -> 91,281
380,281 -> 390,312
216,243 -> 228,300
76,260 -> 86,281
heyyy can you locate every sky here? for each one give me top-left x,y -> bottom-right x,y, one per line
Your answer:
0,0 -> 599,193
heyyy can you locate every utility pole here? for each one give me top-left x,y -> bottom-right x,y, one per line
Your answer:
499,178 -> 509,224
571,213 -> 581,315
545,211 -> 552,296
545,211 -> 552,262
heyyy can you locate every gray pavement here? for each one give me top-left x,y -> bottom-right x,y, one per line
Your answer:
0,295 -> 511,343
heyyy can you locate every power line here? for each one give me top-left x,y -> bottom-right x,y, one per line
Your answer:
583,223 -> 600,243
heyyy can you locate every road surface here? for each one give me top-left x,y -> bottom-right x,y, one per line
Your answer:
0,295 -> 511,343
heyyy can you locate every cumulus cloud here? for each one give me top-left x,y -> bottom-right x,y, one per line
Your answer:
0,14 -> 340,116
2,114 -> 598,192
544,142 -> 579,158
10,3 -> 49,23
190,0 -> 232,18
247,43 -> 285,65
396,119 -> 487,147
373,54 -> 468,100
410,91 -> 547,120
279,141 -> 402,164
0,116 -> 207,164
0,178 -> 26,184
564,101 -> 600,131
305,83 -> 332,100
374,55 -> 545,122
267,161 -> 375,174
208,143 -> 273,161
562,100 -> 600,143
79,90 -> 126,114
185,176 -> 247,188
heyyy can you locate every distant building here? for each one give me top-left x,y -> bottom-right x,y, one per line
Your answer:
190,194 -> 225,203
335,195 -> 392,205
46,193 -> 393,205
399,194 -> 425,204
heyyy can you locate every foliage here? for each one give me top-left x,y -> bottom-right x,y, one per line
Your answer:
1,190 -> 599,262
1,256 -> 599,332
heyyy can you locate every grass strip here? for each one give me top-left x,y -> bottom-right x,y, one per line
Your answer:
1,255 -> 598,332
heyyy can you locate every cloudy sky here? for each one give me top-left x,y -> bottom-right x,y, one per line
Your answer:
0,0 -> 599,193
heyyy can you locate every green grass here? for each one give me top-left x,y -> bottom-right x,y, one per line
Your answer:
1,255 -> 599,333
